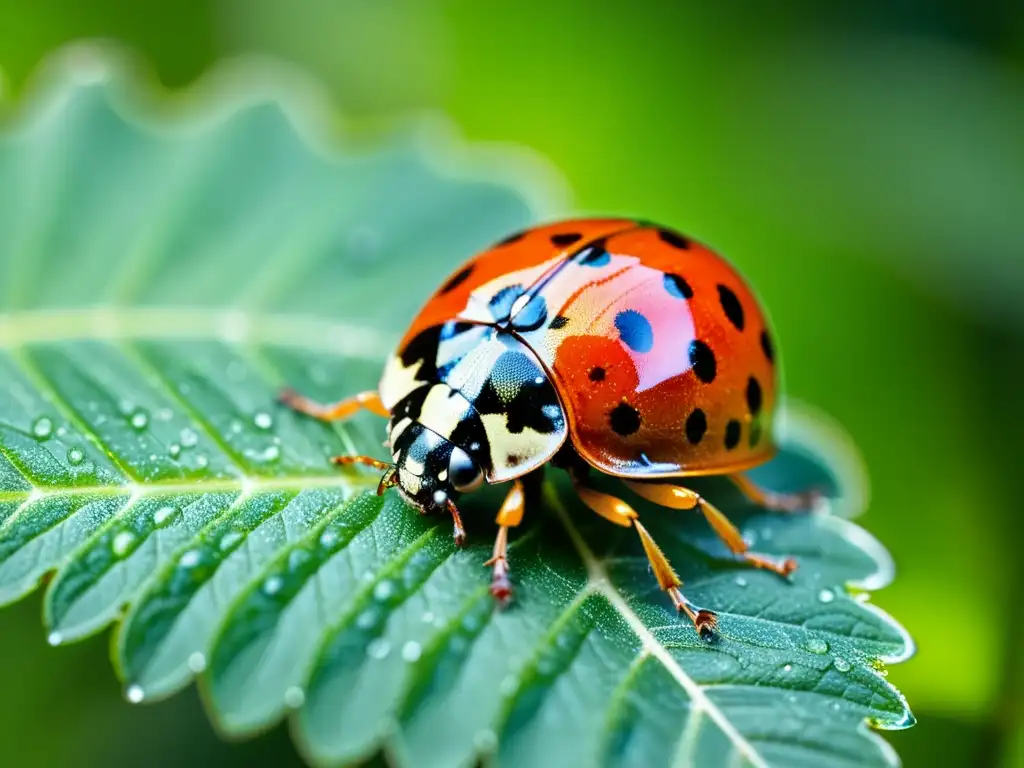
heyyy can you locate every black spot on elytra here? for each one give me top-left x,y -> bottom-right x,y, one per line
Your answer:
746,376 -> 763,415
551,232 -> 582,247
578,238 -> 611,267
497,230 -> 526,246
685,409 -> 707,444
749,420 -> 763,448
663,273 -> 693,300
614,310 -> 654,353
589,367 -> 606,382
609,402 -> 641,436
688,340 -> 716,383
488,284 -> 525,322
550,315 -> 569,329
718,284 -> 745,331
658,229 -> 690,249
724,419 -> 741,450
440,264 -> 474,295
509,294 -> 548,332
761,330 -> 774,363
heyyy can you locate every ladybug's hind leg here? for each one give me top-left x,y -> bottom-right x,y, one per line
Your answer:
623,481 -> 796,578
570,473 -> 717,636
729,474 -> 823,514
279,389 -> 390,421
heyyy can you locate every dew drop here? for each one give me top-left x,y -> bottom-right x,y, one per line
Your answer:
474,729 -> 498,753
782,663 -> 793,673
168,443 -> 182,459
263,575 -> 284,596
196,455 -> 209,468
367,638 -> 391,660
734,576 -> 748,588
179,428 -> 199,448
56,426 -> 67,438
130,410 -> 149,430
32,417 -> 54,440
833,657 -> 851,672
67,448 -> 85,466
219,531 -> 245,552
421,611 -> 435,624
262,445 -> 280,462
401,641 -> 422,663
373,580 -> 396,601
111,531 -> 137,557
47,631 -> 63,646
287,548 -> 312,572
179,549 -> 201,568
356,609 -> 379,630
229,419 -> 243,435
831,701 -> 842,711
319,530 -> 339,550
499,675 -> 519,697
153,506 -> 179,527
284,686 -> 305,709
188,652 -> 207,672
254,412 -> 273,430
818,589 -> 835,603
157,408 -> 173,421
805,637 -> 829,655
126,685 -> 145,704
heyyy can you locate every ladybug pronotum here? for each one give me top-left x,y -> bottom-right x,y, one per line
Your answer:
281,218 -> 818,634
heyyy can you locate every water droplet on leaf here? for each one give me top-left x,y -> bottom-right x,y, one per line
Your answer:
179,428 -> 198,448
32,417 -> 53,440
66,448 -> 85,465
402,641 -> 422,662
805,637 -> 829,654
818,589 -> 835,603
130,410 -> 149,430
833,657 -> 851,672
253,412 -> 273,430
367,638 -> 391,659
111,531 -> 137,557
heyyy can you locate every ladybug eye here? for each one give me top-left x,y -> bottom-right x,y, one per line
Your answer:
448,447 -> 483,493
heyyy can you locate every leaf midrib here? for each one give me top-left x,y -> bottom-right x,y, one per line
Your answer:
0,305 -> 800,767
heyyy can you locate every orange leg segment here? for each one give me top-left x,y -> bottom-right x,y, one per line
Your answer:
570,475 -> 717,635
729,474 -> 822,513
485,479 -> 527,604
279,389 -> 390,421
623,480 -> 796,578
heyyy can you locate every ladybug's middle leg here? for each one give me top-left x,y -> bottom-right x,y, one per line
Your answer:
623,481 -> 797,578
569,473 -> 717,635
279,389 -> 389,421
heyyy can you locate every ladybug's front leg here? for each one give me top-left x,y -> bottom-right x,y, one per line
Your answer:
279,389 -> 390,421
484,471 -> 542,604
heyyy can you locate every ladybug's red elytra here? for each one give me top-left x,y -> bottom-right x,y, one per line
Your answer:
280,218 -> 819,634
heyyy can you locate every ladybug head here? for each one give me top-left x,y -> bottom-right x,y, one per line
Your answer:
385,420 -> 485,518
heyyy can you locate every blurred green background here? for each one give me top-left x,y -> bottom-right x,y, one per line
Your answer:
0,1 -> 1020,766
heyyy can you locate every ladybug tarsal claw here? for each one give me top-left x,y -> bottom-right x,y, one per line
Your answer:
445,499 -> 467,547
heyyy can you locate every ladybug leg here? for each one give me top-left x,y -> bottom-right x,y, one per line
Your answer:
278,389 -> 390,421
484,479 -> 525,604
623,481 -> 797,578
570,475 -> 717,635
729,474 -> 823,513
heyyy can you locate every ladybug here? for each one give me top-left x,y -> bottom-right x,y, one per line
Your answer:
281,218 -> 817,634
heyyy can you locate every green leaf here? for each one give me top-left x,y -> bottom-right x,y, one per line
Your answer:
0,43 -> 913,768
